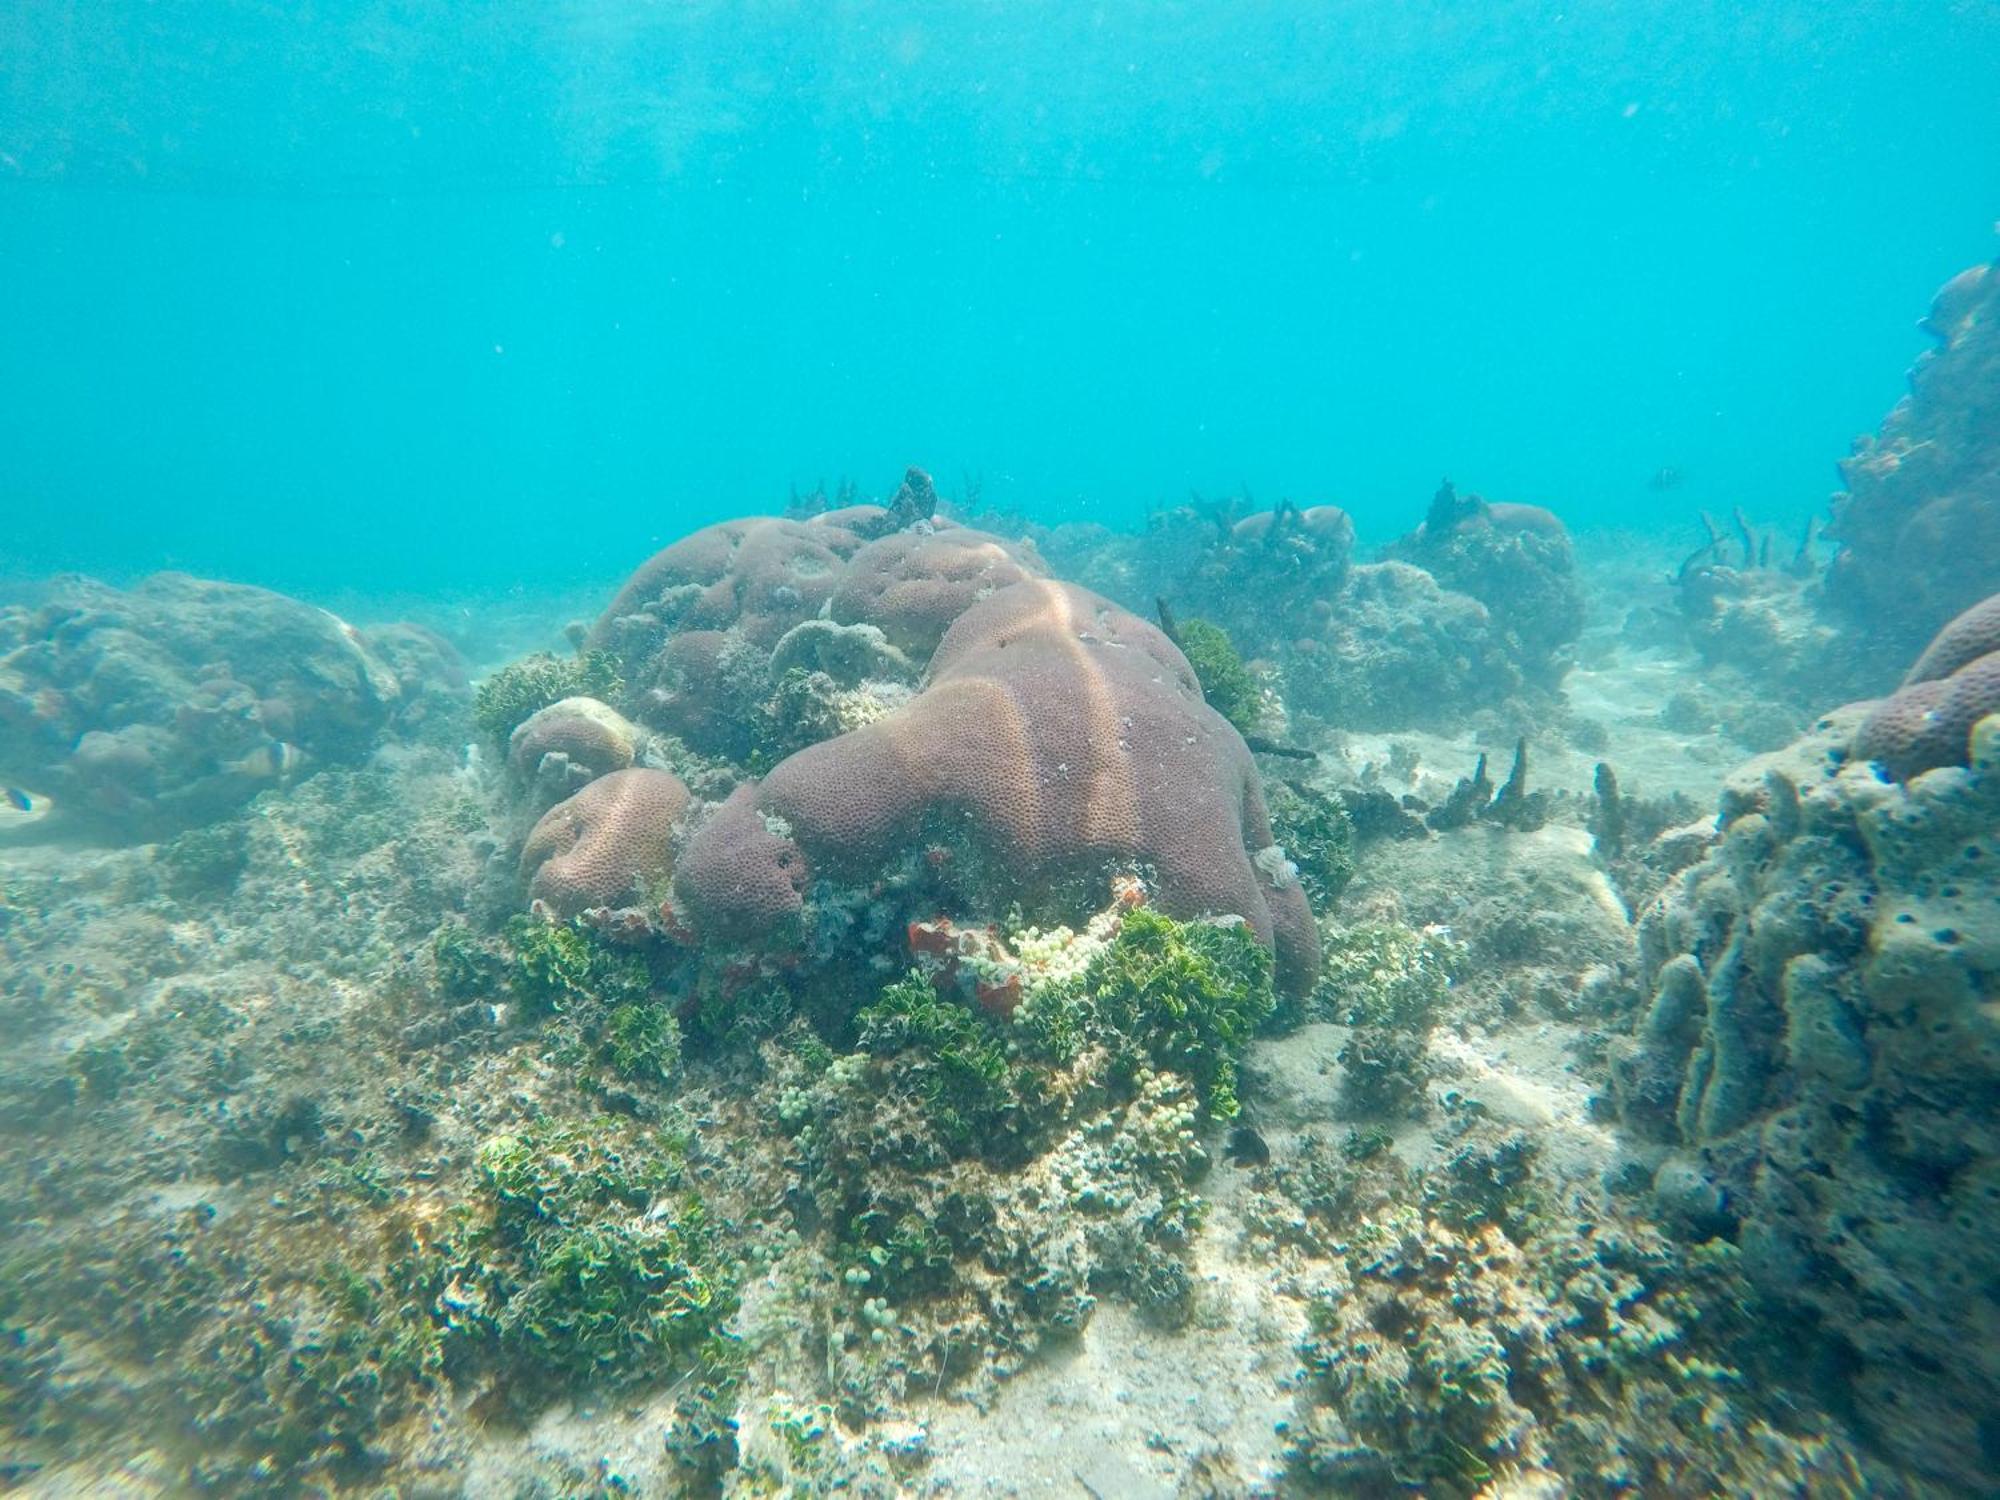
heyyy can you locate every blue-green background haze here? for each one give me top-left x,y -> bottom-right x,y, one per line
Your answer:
3,1 -> 1997,595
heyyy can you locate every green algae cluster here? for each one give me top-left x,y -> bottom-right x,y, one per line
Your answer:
1319,921 -> 1463,1119
1175,615 -> 1265,735
772,907 -> 1276,1372
460,1120 -> 739,1383
853,905 -> 1276,1153
473,649 -> 623,745
1264,779 -> 1357,908
504,915 -> 682,1087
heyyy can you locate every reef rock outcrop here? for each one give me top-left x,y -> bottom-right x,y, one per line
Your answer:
1388,483 -> 1585,690
1286,561 -> 1521,731
1826,258 -> 2000,669
674,579 -> 1320,997
1611,703 -> 2000,1490
0,572 -> 460,839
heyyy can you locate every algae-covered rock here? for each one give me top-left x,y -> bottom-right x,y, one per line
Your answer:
1611,710 -> 2000,1490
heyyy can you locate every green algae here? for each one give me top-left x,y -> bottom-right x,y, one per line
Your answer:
855,972 -> 1038,1155
1264,779 -> 1357,908
1075,905 -> 1275,1119
473,650 -> 623,746
1175,615 -> 1266,735
460,1120 -> 739,1384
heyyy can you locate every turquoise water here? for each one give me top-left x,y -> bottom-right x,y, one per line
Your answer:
4,1 -> 1998,594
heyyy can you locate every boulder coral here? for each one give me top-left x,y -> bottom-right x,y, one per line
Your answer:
1851,591 -> 2000,780
674,579 -> 1320,997
828,527 -> 1046,658
1826,257 -> 2000,663
0,572 -> 456,838
585,514 -> 869,755
1611,706 -> 2000,1491
506,696 -> 645,807
520,766 -> 690,918
1389,483 -> 1585,688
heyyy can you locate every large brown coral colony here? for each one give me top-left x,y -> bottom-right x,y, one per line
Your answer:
586,514 -> 869,754
0,572 -> 453,837
1827,258 -> 2000,660
675,579 -> 1320,997
1612,701 -> 2000,1493
1852,591 -> 2000,780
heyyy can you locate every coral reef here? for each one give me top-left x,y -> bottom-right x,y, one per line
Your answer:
673,578 -> 1320,998
1826,257 -> 2000,669
1611,704 -> 2000,1490
0,572 -> 462,838
1852,591 -> 2000,779
519,766 -> 690,919
1388,482 -> 1586,690
827,526 -> 1046,658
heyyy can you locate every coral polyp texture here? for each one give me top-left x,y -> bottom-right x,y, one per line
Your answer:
586,513 -> 869,754
1852,591 -> 2000,780
675,578 -> 1320,996
827,526 -> 1047,658
520,766 -> 690,918
0,571 -> 461,839
1826,257 -> 2000,665
1611,708 -> 2000,1491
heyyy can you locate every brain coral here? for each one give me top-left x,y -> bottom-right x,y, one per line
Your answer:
1852,591 -> 2000,780
828,526 -> 1047,658
588,515 -> 866,658
675,579 -> 1319,996
520,767 -> 690,918
507,696 -> 643,805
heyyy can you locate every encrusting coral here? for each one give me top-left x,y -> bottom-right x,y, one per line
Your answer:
672,578 -> 1320,998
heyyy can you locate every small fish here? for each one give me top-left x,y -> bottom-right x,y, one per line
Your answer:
0,785 -> 54,835
1225,1122 -> 1271,1168
1648,466 -> 1685,492
229,740 -> 308,780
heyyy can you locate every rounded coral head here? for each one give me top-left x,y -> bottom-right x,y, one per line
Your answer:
673,578 -> 1321,997
1854,592 -> 2000,780
520,767 -> 690,918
